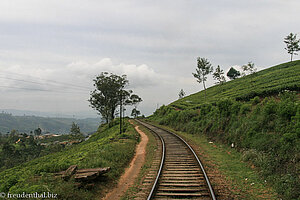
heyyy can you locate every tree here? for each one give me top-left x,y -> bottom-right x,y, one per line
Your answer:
128,94 -> 142,109
213,65 -> 226,84
284,33 -> 300,61
192,57 -> 213,98
34,128 -> 42,136
178,89 -> 185,99
70,122 -> 81,135
227,67 -> 240,80
131,108 -> 141,118
89,72 -> 142,129
242,62 -> 257,76
89,72 -> 129,123
128,94 -> 142,119
2,142 -> 15,157
10,129 -> 18,136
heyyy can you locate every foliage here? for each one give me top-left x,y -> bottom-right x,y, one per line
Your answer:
0,120 -> 139,199
192,57 -> 213,97
0,135 -> 44,171
89,72 -> 142,123
178,89 -> 185,99
130,108 -> 141,118
242,62 -> 257,76
129,94 -> 143,109
227,67 -> 241,80
0,132 -> 86,172
34,127 -> 42,136
213,65 -> 226,84
171,60 -> 300,110
89,72 -> 129,123
150,90 -> 300,200
70,122 -> 81,135
284,33 -> 300,61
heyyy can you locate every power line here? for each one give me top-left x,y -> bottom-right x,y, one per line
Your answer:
0,76 -> 88,92
0,71 -> 92,90
0,85 -> 89,94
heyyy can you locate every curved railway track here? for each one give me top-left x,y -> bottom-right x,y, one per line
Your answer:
136,120 -> 216,200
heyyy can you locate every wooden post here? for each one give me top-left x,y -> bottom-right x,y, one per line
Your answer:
120,91 -> 122,134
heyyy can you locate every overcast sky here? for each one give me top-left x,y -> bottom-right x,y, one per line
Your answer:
0,0 -> 299,117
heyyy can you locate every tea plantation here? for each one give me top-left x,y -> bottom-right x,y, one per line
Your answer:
150,60 -> 300,199
171,60 -> 300,110
0,120 -> 139,199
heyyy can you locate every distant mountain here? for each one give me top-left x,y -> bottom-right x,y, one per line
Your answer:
0,109 -> 98,119
0,113 -> 102,134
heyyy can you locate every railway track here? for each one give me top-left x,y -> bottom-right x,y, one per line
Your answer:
136,120 -> 216,200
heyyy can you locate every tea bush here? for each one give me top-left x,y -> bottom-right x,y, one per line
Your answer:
0,120 -> 139,199
150,92 -> 300,199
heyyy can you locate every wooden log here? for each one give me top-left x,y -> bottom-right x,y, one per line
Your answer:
74,167 -> 110,181
76,167 -> 111,174
62,165 -> 78,180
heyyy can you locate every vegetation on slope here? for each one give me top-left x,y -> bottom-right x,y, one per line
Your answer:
172,60 -> 300,110
0,119 -> 139,199
0,132 -> 85,172
150,61 -> 300,200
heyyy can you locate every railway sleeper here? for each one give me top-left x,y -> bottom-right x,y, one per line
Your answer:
155,192 -> 211,197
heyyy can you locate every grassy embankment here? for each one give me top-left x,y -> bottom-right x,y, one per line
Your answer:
0,119 -> 139,200
149,60 -> 300,200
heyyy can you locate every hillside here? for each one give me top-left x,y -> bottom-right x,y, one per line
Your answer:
0,120 -> 139,199
172,60 -> 300,110
150,60 -> 300,199
0,113 -> 101,134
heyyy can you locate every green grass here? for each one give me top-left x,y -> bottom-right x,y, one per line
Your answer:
0,120 -> 139,199
172,60 -> 300,110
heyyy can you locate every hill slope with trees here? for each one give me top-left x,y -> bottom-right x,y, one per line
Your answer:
0,120 -> 138,199
150,60 -> 300,199
172,60 -> 300,110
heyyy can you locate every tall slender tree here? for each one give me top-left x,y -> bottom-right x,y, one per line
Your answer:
242,62 -> 257,76
70,122 -> 81,135
178,89 -> 186,99
213,65 -> 226,84
192,57 -> 213,98
284,33 -> 300,61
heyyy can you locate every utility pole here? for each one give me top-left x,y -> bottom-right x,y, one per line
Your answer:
120,91 -> 122,134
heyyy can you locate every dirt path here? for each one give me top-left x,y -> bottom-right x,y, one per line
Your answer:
102,121 -> 148,200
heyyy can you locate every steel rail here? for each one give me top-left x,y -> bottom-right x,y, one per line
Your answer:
161,127 -> 217,200
136,120 -> 165,200
138,120 -> 217,200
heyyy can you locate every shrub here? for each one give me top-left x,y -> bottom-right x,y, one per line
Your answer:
278,100 -> 296,121
251,96 -> 260,105
263,99 -> 277,115
151,94 -> 300,199
240,104 -> 251,114
217,99 -> 233,117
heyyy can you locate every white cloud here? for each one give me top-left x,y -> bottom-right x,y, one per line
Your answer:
66,58 -> 165,88
0,1 -> 300,116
